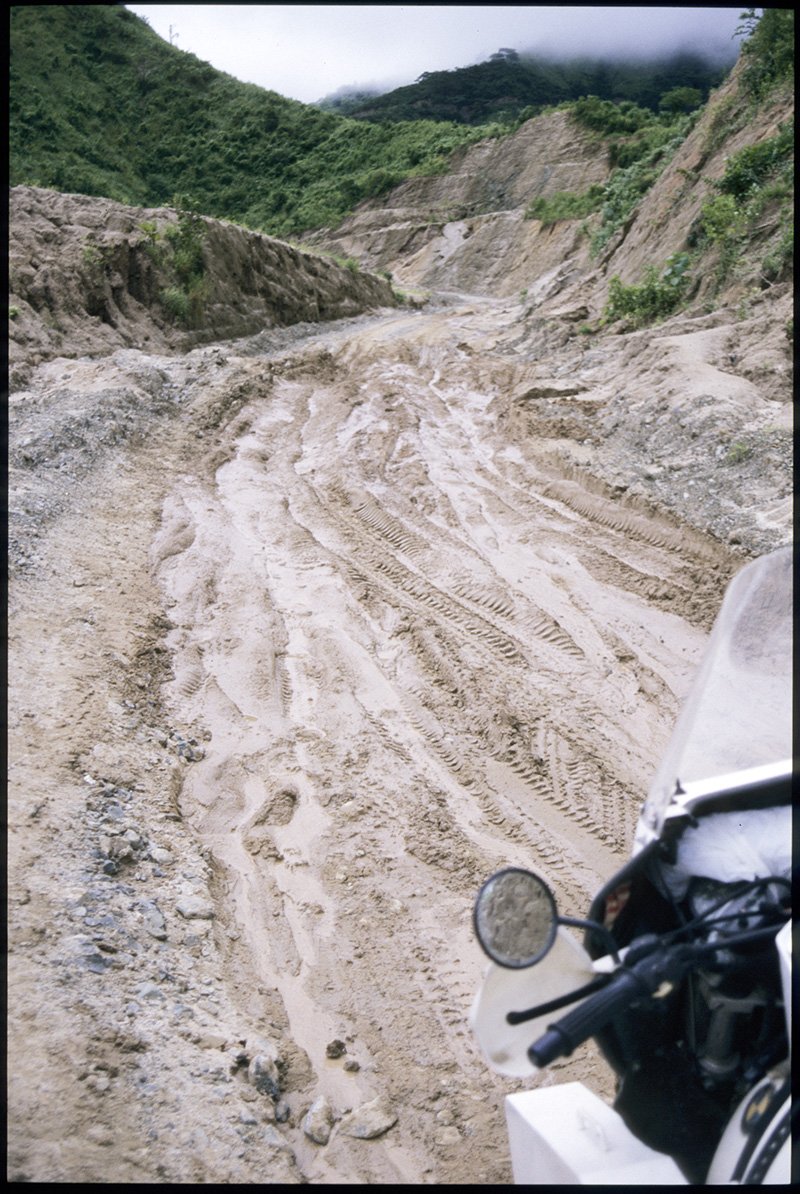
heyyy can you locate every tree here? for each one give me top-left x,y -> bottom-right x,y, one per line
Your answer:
658,85 -> 703,114
736,8 -> 794,98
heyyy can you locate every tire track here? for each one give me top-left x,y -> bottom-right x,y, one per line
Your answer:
148,302 -> 726,1185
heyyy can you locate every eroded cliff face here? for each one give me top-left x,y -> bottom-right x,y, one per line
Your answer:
305,109 -> 611,298
8,187 -> 397,388
311,60 -> 792,319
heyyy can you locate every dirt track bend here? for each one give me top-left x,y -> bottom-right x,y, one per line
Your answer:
9,296 -> 736,1184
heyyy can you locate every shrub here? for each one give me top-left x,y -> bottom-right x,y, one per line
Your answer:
658,86 -> 703,115
716,121 -> 794,200
525,184 -> 604,224
604,252 -> 692,326
692,121 -> 794,290
570,96 -> 654,136
590,118 -> 693,255
761,224 -> 794,283
160,284 -> 190,323
725,440 -> 753,465
698,193 -> 740,243
164,199 -> 207,282
81,242 -> 105,271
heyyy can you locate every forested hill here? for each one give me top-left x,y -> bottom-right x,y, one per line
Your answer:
323,48 -> 735,126
9,4 -> 786,247
9,4 -> 502,236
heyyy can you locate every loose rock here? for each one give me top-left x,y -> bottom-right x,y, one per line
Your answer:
339,1095 -> 398,1140
303,1094 -> 334,1145
175,895 -> 215,920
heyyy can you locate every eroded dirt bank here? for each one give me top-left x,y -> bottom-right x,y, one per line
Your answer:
10,274 -> 791,1183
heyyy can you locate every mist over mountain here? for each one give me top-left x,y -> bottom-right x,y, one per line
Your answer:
328,47 -> 736,125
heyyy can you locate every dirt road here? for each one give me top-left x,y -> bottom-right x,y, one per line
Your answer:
9,296 -> 739,1183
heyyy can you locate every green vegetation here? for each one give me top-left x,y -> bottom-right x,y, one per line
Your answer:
8,0 -> 791,301
589,116 -> 694,254
525,185 -> 605,224
725,440 -> 753,465
530,96 -> 695,251
716,120 -> 794,200
691,120 -> 794,288
158,198 -> 210,326
658,86 -> 703,114
337,49 -> 733,126
9,4 -> 505,236
524,10 -> 792,269
522,98 -> 694,242
736,8 -> 794,99
604,253 -> 692,327
569,96 -> 655,136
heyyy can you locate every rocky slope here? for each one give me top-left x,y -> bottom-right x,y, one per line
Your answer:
306,108 -> 610,297
7,187 -> 396,389
308,57 -> 793,556
313,62 -> 793,314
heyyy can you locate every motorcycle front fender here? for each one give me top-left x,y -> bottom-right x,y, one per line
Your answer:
469,926 -> 596,1077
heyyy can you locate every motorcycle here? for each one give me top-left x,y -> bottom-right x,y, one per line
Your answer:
469,545 -> 793,1184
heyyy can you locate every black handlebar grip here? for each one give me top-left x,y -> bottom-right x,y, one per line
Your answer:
528,968 -> 649,1067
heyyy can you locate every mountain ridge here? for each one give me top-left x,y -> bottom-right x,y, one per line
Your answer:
324,47 -> 734,125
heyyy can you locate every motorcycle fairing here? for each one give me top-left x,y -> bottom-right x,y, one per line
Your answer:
636,546 -> 792,853
469,925 -> 596,1077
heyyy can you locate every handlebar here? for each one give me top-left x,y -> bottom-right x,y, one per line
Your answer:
527,943 -> 696,1068
527,919 -> 786,1068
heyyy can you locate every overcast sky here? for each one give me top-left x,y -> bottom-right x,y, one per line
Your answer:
125,5 -> 745,105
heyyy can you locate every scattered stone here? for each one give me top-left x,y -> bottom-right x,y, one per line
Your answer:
434,1125 -> 462,1147
262,1124 -> 293,1153
343,1058 -> 361,1073
339,1095 -> 398,1139
175,895 -> 215,920
171,1003 -> 195,1022
85,1123 -> 114,1146
135,981 -> 164,1002
139,899 -> 167,940
171,734 -> 206,763
303,1095 -> 334,1145
194,1030 -> 229,1050
248,1052 -> 280,1101
325,1038 -> 346,1059
148,846 -> 174,865
114,1029 -> 148,1052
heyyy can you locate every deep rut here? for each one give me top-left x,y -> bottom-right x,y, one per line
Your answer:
152,302 -> 733,1183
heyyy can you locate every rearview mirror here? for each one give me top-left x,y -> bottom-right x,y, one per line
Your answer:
473,867 -> 558,969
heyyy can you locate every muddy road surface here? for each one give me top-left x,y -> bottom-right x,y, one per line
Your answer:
8,296 -> 736,1183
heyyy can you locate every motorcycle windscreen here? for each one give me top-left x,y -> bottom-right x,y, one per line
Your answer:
469,926 -> 596,1077
638,546 -> 792,845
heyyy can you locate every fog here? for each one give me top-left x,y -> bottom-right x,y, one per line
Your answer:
126,5 -> 744,104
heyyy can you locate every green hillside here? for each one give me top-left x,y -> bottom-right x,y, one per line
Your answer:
10,4 -> 792,248
9,4 -> 505,236
335,48 -> 735,125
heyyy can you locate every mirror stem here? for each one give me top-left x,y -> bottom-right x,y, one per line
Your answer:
558,915 -> 620,963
